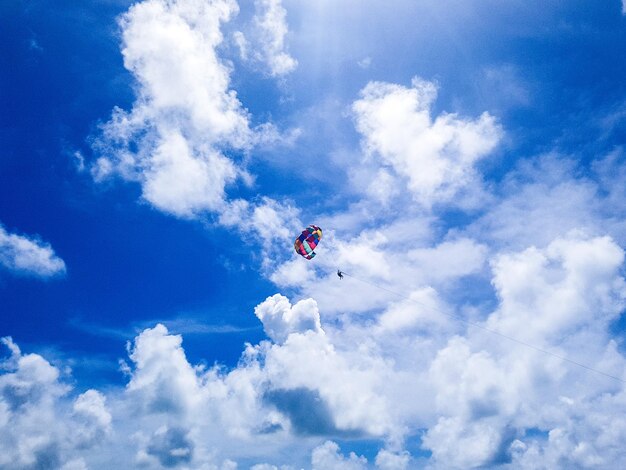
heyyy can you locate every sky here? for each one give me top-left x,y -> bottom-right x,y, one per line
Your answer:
1,0 -> 626,468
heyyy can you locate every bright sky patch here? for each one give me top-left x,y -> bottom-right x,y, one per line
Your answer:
1,0 -> 626,468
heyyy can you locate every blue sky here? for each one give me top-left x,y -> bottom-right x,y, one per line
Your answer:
1,0 -> 626,468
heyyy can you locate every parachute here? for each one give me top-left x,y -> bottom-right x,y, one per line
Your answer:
294,225 -> 322,260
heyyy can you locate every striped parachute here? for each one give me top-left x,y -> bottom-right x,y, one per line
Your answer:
294,225 -> 322,260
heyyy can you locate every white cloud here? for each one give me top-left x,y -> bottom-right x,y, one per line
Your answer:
0,224 -> 66,278
311,441 -> 367,470
352,77 -> 501,207
238,0 -> 297,76
374,449 -> 410,470
269,215 -> 487,321
14,0 -> 626,468
84,154 -> 626,467
142,130 -> 240,216
219,196 -> 304,274
230,188 -> 625,466
509,390 -> 626,468
0,338 -> 110,469
4,245 -> 626,468
375,287 -> 453,335
250,465 -> 283,470
92,0 -> 301,219
94,324 -> 269,465
104,319 -> 398,463
72,151 -> 86,172
118,0 -> 248,144
254,294 -> 323,344
419,233 -> 626,468
93,0 -> 251,218
470,154 -> 605,250
105,303 -> 402,460
262,335 -> 393,437
488,234 -> 626,344
591,148 -> 626,244
125,323 -> 204,417
357,57 -> 372,69
72,390 -> 112,446
406,237 -> 488,283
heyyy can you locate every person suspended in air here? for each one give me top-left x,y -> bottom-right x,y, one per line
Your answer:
337,270 -> 344,280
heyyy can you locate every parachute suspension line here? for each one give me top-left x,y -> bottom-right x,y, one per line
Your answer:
337,270 -> 626,385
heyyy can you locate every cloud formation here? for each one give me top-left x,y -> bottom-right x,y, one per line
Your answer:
235,0 -> 297,76
352,78 -> 501,207
0,338 -> 109,469
3,238 -> 626,470
254,294 -> 323,343
93,0 -> 251,218
0,224 -> 66,278
311,441 -> 367,469
59,1 -> 626,467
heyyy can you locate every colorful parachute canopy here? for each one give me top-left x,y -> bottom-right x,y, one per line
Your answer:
294,225 -> 322,260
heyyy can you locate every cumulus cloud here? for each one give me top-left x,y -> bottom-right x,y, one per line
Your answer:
16,0 -> 626,468
251,465 -> 294,470
93,0 -> 251,218
144,426 -> 194,467
270,215 -> 487,320
125,323 -> 204,416
84,300 -> 404,463
419,233 -> 626,468
488,234 -> 626,344
0,224 -> 66,278
92,0 -> 300,220
0,338 -> 110,469
258,218 -> 626,468
374,449 -> 410,470
72,390 -> 112,446
19,61 -> 626,466
254,294 -> 323,343
251,296 -> 396,438
311,441 -> 367,470
352,77 -> 501,207
4,248 -> 626,468
101,318 -> 398,465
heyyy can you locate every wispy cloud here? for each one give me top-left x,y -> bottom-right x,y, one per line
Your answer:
0,224 -> 66,278
235,0 -> 297,76
357,57 -> 372,69
68,316 -> 259,340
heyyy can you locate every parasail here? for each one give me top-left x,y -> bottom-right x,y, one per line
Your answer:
294,225 -> 322,260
